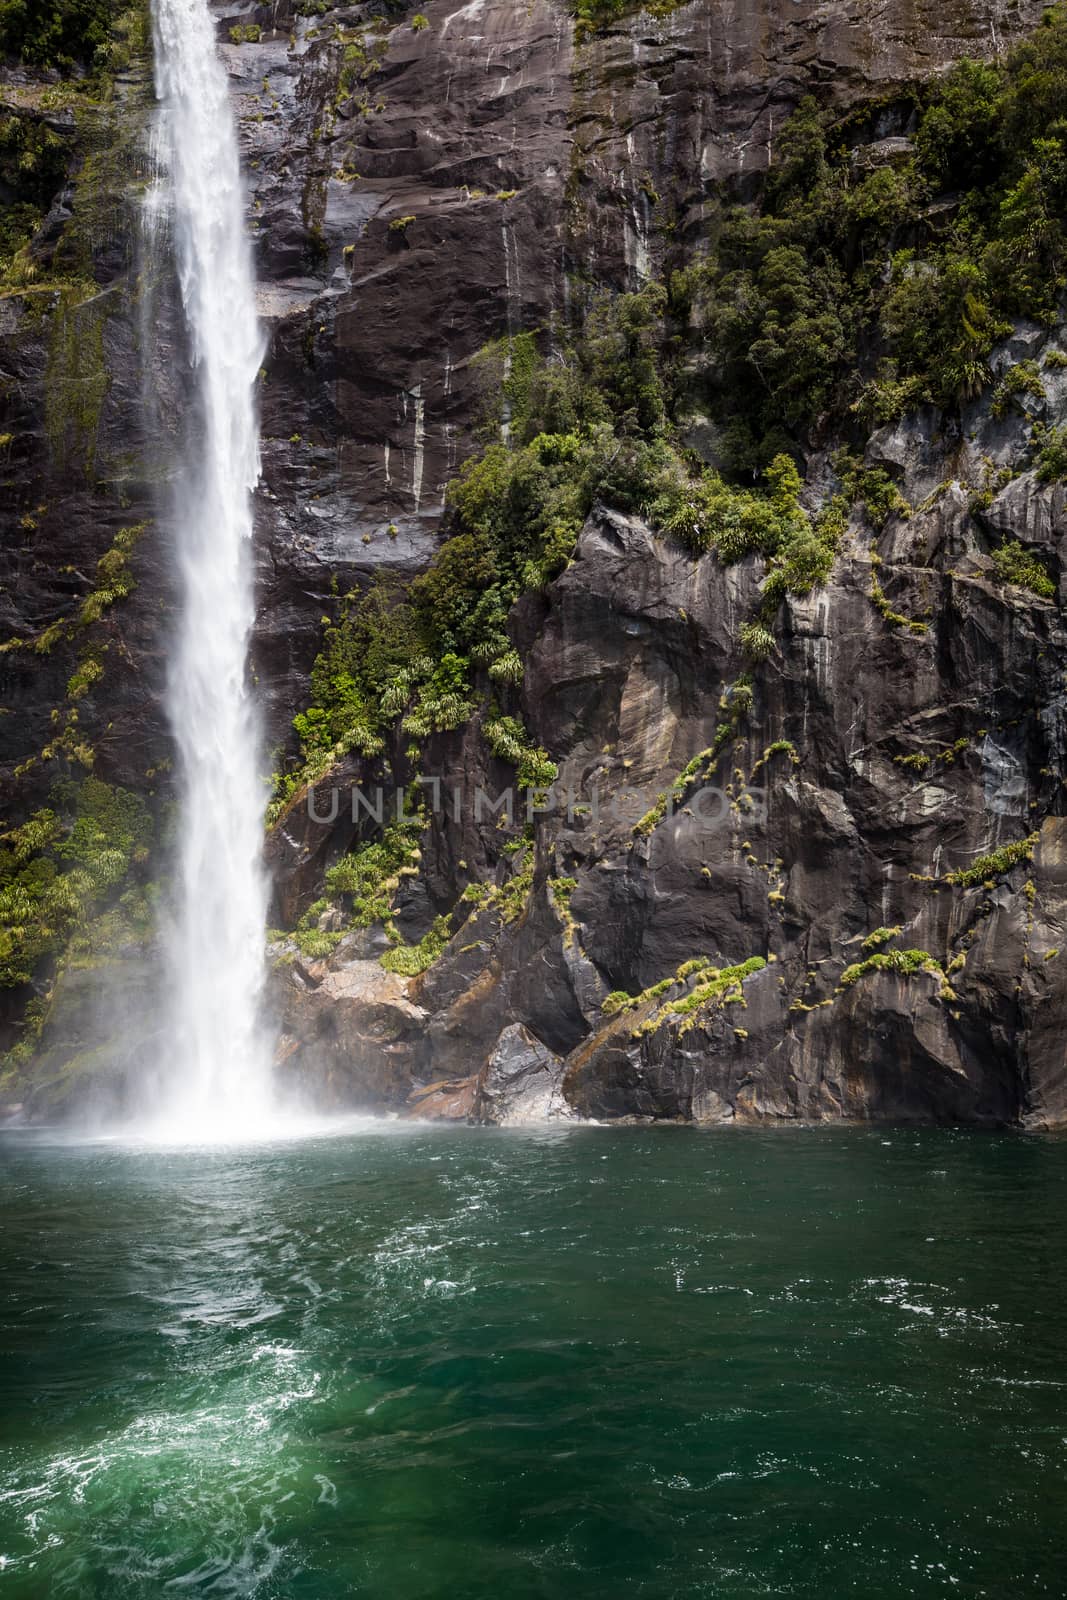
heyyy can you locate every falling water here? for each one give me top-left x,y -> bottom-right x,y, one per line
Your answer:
150,0 -> 273,1134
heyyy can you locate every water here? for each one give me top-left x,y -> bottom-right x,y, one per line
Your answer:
151,0 -> 272,1134
0,1126 -> 1064,1597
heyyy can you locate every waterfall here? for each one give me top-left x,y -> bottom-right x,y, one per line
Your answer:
150,0 -> 273,1134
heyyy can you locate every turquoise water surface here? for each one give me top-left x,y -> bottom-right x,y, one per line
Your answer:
0,1124 -> 1064,1597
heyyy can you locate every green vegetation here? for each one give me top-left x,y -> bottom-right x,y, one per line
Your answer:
633,747 -> 715,839
570,0 -> 681,43
410,12 -> 429,30
1,522 -> 145,660
668,9 -> 1067,459
750,739 -> 799,776
1,521 -> 146,786
333,25 -> 387,113
274,8 -> 1067,967
43,289 -> 109,475
895,738 -> 970,777
79,520 -> 143,624
0,107 -> 69,279
0,778 -> 152,991
602,954 -> 766,1029
832,453 -> 911,530
839,948 -> 942,987
990,360 -> 1045,418
277,272 -> 843,824
944,834 -> 1038,888
616,955 -> 768,1037
759,498 -> 846,612
483,715 -> 557,788
865,540 -> 929,634
739,620 -> 775,661
646,449 -> 809,561
283,819 -> 424,960
988,539 -> 1056,598
1036,423 -> 1067,480
280,797 -> 527,975
654,956 -> 767,1021
0,3 -> 148,287
381,915 -> 450,975
274,293 -> 676,809
469,847 -> 535,927
0,0 -> 117,71
861,926 -> 903,954
968,458 -> 1014,512
633,676 -> 752,838
228,24 -> 261,44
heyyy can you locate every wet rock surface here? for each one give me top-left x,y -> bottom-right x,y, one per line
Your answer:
274,473 -> 1067,1125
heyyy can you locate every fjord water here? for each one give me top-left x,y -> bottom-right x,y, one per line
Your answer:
151,0 -> 271,1132
0,1127 -> 1064,1597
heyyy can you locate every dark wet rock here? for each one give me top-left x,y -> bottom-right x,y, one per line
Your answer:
475,1022 -> 568,1124
325,461 -> 1066,1127
406,1074 -> 479,1121
277,959 -> 427,1109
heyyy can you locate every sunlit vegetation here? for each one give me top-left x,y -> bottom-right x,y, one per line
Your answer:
0,0 -> 117,72
989,539 -> 1056,598
673,7 -> 1067,460
0,778 -> 153,993
279,819 -> 425,960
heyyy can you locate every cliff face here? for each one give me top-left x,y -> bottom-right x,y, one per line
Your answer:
3,0 -> 1066,1126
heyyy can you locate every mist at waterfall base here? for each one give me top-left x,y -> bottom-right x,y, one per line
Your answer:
1,1126 -> 1065,1597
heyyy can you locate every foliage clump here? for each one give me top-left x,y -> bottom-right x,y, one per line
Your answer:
381,914 -> 449,974
656,956 -> 766,1020
1036,423 -> 1067,481
0,779 -> 152,991
670,8 -> 1067,453
0,108 -> 70,279
603,954 -> 766,1030
276,289 -> 676,807
619,956 -> 768,1037
0,0 -> 116,71
861,926 -> 903,954
285,819 -> 424,959
944,834 -> 1038,888
839,948 -> 942,987
989,540 -> 1056,598
633,677 -> 752,838
483,714 -> 557,788
570,0 -> 681,43
990,360 -> 1045,418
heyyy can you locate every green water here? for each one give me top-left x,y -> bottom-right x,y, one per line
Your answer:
0,1125 -> 1065,1598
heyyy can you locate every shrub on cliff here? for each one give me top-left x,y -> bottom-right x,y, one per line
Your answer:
0,779 -> 151,992
673,3 -> 1067,447
989,540 -> 1056,598
0,0 -> 115,71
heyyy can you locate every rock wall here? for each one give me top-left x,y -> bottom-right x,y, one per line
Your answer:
3,0 -> 1065,1125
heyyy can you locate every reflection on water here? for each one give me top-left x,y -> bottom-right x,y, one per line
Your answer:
0,1125 -> 1065,1597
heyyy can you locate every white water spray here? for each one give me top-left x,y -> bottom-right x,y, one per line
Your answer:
151,0 -> 273,1134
